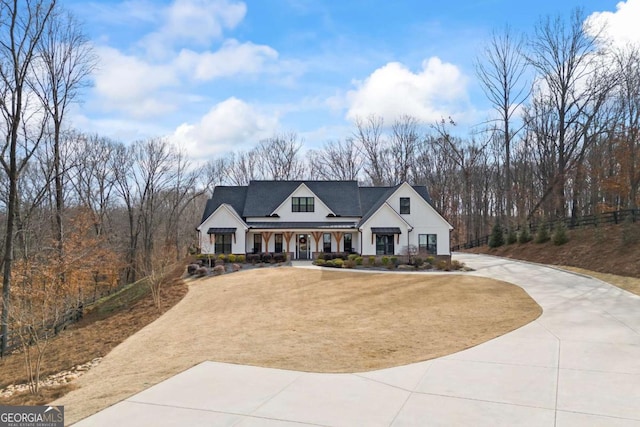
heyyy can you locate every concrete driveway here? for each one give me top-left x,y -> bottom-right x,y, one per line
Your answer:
75,254 -> 640,426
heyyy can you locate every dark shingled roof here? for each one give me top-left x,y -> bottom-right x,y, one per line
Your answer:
200,186 -> 248,224
200,181 -> 435,226
242,180 -> 361,217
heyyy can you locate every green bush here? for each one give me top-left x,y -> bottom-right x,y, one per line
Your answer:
390,256 -> 398,266
227,254 -> 236,263
518,227 -> 532,244
425,256 -> 435,265
535,221 -> 550,243
333,258 -> 344,268
368,256 -> 376,265
381,256 -> 390,265
413,256 -> 423,267
236,254 -> 246,263
552,223 -> 569,245
324,260 -> 335,267
489,222 -> 505,248
355,256 -> 363,265
317,253 -> 325,260
348,254 -> 358,261
314,259 -> 326,266
506,228 -> 518,245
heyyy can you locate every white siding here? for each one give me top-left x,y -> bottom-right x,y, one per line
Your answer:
271,184 -> 334,222
360,204 -> 410,256
388,183 -> 452,255
199,206 -> 246,254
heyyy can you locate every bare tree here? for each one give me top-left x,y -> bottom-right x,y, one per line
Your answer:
525,8 -> 612,218
354,115 -> 389,185
476,26 -> 529,225
390,115 -> 420,184
31,5 -> 95,263
308,138 -> 362,180
256,132 -> 304,180
0,0 -> 57,357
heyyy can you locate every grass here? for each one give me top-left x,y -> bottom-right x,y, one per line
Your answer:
0,269 -> 188,406
53,268 -> 541,424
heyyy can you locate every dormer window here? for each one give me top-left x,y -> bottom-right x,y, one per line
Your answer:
292,197 -> 314,212
400,197 -> 410,214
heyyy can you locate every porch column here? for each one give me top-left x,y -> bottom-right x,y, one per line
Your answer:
283,232 -> 294,253
332,232 -> 344,252
262,231 -> 273,252
311,232 -> 323,253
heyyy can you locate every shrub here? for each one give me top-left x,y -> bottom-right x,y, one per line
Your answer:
236,254 -> 246,263
435,260 -> 450,271
344,260 -> 356,269
273,253 -> 286,263
381,256 -> 390,265
450,260 -> 465,270
413,257 -> 424,267
552,223 -> 569,245
260,253 -> 273,263
324,260 -> 335,267
317,253 -> 325,260
314,259 -> 326,266
217,254 -> 226,262
355,256 -> 363,265
518,226 -> 532,244
227,254 -> 236,263
247,253 -> 261,264
425,256 -> 435,265
348,254 -> 358,261
506,228 -> 518,245
390,256 -> 398,265
333,258 -> 344,268
213,265 -> 225,275
535,221 -> 550,244
187,264 -> 199,275
368,256 -> 376,265
489,222 -> 505,248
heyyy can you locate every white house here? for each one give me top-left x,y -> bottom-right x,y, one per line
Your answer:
197,180 -> 453,260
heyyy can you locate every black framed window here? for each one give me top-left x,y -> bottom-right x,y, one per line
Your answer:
253,234 -> 262,253
215,234 -> 232,254
292,197 -> 315,212
376,234 -> 395,255
419,234 -> 437,254
343,233 -> 352,253
400,197 -> 410,214
323,233 -> 331,252
275,234 -> 283,253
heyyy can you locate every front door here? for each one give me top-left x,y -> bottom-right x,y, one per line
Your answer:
297,234 -> 309,260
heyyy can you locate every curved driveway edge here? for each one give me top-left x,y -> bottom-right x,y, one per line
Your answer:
75,254 -> 640,426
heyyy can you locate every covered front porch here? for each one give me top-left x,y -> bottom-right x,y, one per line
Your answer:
246,223 -> 360,260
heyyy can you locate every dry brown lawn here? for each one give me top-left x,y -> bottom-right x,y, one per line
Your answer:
54,267 -> 541,424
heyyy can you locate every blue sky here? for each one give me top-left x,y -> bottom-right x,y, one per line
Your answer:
62,0 -> 639,158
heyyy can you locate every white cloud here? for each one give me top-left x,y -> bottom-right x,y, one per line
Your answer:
176,39 -> 278,81
92,46 -> 179,118
587,0 -> 640,47
345,57 -> 471,124
170,97 -> 279,158
140,0 -> 247,57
